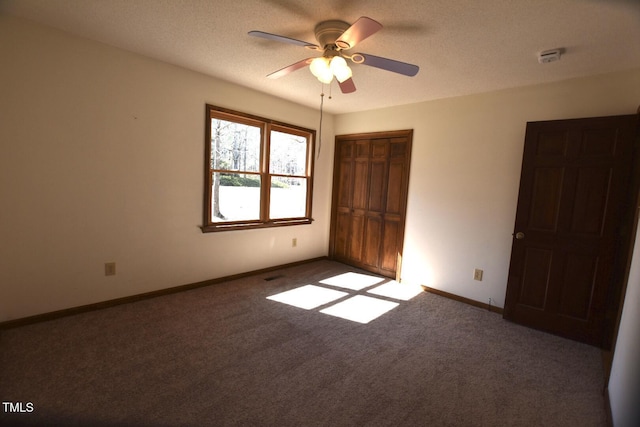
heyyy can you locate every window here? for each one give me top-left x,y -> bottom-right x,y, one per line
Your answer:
201,105 -> 315,232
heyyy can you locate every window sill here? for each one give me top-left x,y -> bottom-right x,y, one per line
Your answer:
200,218 -> 313,233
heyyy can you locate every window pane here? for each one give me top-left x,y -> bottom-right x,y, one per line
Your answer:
211,172 -> 261,222
269,130 -> 307,176
270,177 -> 307,219
211,119 -> 261,172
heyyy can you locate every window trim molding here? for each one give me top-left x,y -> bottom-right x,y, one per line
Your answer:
201,104 -> 315,233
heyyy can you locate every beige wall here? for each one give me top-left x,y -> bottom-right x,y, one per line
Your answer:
0,16 -> 335,321
609,219 -> 640,427
335,68 -> 640,308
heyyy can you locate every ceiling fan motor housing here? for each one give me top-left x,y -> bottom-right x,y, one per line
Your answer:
315,20 -> 351,49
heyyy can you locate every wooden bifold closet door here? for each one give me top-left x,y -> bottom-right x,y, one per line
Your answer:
329,130 -> 413,279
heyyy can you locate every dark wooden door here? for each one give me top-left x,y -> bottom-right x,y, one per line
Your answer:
330,130 -> 412,279
504,115 -> 639,348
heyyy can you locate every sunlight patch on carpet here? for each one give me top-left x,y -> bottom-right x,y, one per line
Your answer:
367,281 -> 423,301
320,295 -> 399,324
266,271 -> 422,324
319,272 -> 386,291
267,285 -> 348,310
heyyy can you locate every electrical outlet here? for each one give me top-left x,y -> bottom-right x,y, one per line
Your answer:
473,268 -> 483,281
105,262 -> 116,276
292,238 -> 297,248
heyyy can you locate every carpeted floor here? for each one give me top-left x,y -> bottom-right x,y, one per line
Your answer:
0,260 -> 607,426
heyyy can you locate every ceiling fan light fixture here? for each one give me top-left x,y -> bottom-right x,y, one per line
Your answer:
250,16 -> 419,93
330,56 -> 352,83
310,57 -> 333,84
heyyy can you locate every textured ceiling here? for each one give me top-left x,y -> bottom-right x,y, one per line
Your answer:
2,0 -> 640,114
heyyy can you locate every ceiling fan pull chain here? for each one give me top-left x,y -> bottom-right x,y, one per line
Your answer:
317,88 -> 324,159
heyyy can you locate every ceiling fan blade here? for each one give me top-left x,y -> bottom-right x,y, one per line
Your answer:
338,78 -> 356,94
357,53 -> 419,77
267,58 -> 312,79
248,31 -> 319,49
335,17 -> 382,50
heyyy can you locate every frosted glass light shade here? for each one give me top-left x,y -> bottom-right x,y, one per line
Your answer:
309,57 -> 333,84
329,56 -> 352,83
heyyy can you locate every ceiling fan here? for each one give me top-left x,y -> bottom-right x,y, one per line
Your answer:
248,17 -> 419,94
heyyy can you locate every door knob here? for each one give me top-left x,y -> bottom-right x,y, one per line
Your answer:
514,232 -> 525,240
